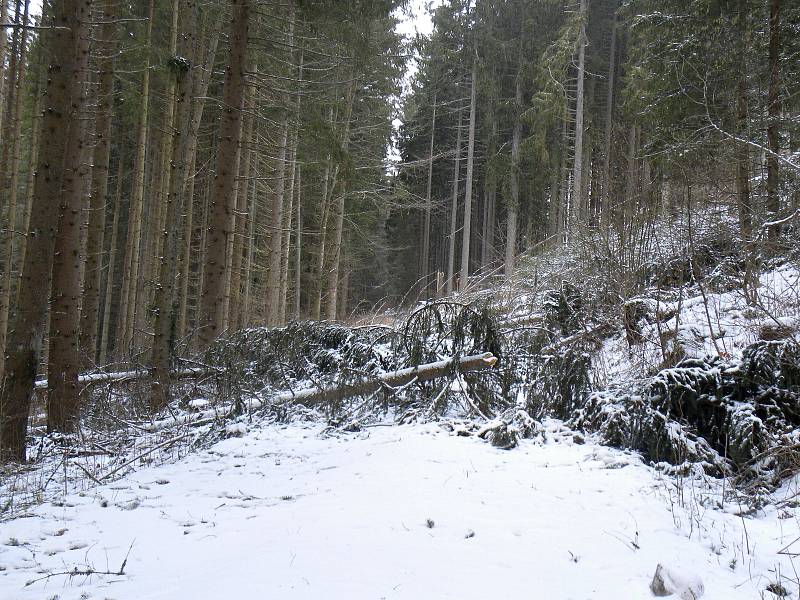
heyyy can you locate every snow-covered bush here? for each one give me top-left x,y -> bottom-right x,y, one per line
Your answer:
572,340 -> 800,483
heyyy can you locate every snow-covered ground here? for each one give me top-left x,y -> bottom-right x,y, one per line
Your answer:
2,420 -> 797,599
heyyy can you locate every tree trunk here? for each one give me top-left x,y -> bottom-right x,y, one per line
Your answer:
0,0 -> 93,461
198,0 -> 249,347
242,114 -> 259,326
176,9 -> 224,341
80,13 -> 115,366
150,11 -> 194,411
16,51 -> 45,301
570,0 -> 587,234
293,164 -> 302,320
229,82 -> 255,331
421,93 -> 436,296
312,161 -> 331,320
459,63 -> 477,293
602,12 -> 617,230
0,0 -> 20,153
99,153 -> 125,365
482,114 -> 497,271
117,0 -> 154,356
279,136 -> 297,324
447,108 -> 463,295
735,4 -> 752,242
324,82 -> 355,321
766,0 -> 781,240
0,0 -> 9,135
0,0 -> 30,379
265,115 -> 290,325
265,4 -> 295,326
506,56 -> 523,277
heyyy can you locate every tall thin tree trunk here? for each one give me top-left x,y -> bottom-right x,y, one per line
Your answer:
570,0 -> 587,233
151,23 -> 193,411
602,12 -> 617,230
0,0 -> 20,155
176,11 -> 224,341
735,2 -> 752,242
143,0 -> 181,319
459,62 -> 477,292
265,3 -> 295,326
265,116 -> 291,325
447,109 -> 463,295
766,0 -> 781,240
482,116 -> 496,270
0,0 -> 9,135
99,154 -> 125,365
279,138 -> 297,324
0,0 -> 93,460
421,93 -> 436,296
117,0 -> 154,356
16,51 -> 45,292
80,13 -> 115,366
0,0 -> 30,379
324,82 -> 355,321
228,80 -> 254,331
242,116 -> 259,326
506,55 -> 523,277
293,164 -> 302,320
198,0 -> 249,347
311,162 -> 330,320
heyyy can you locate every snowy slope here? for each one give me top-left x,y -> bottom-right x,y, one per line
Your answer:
597,264 -> 800,385
1,421 -> 795,599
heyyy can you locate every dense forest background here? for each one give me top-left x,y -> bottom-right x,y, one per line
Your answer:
0,0 -> 797,461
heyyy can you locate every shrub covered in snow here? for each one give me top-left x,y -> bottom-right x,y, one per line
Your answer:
573,340 -> 800,483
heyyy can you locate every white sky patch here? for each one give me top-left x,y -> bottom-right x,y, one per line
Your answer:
388,0 -> 440,168
28,0 -> 42,18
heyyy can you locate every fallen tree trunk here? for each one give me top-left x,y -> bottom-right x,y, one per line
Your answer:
34,367 -> 214,390
280,351 -> 498,407
145,352 -> 498,432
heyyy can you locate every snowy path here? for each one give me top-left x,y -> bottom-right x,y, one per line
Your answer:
1,421 -> 796,599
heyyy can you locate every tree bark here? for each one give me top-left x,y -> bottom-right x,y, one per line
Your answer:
286,352 -> 497,408
0,0 -> 93,461
601,12 -> 617,230
229,81 -> 255,331
735,2 -> 752,242
0,0 -> 30,379
99,153 -> 125,365
80,12 -> 115,366
324,82 -> 355,321
265,115 -> 290,325
447,108 -> 463,295
459,62 -> 477,293
482,114 -> 496,271
265,4 -> 295,326
279,135 -> 297,323
242,112 -> 259,326
176,8 -> 224,341
117,0 -> 154,356
198,0 -> 249,347
506,54 -> 523,277
293,164 -> 302,320
570,0 -> 587,234
421,93 -> 436,296
766,0 -> 781,240
150,12 -> 194,411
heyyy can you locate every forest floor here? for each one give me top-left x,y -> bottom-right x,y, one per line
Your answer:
2,418 -> 798,599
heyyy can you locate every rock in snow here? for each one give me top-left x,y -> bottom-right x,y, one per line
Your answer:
650,563 -> 704,599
